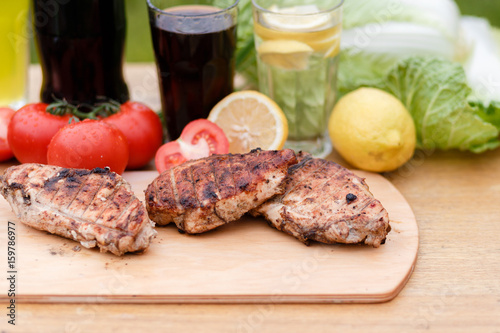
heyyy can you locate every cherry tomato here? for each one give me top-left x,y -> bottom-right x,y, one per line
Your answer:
47,120 -> 129,174
154,141 -> 187,173
103,101 -> 163,169
155,119 -> 229,173
180,119 -> 229,155
0,107 -> 15,161
8,103 -> 71,164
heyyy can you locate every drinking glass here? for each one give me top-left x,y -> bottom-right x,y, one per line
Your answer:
252,0 -> 343,157
147,0 -> 238,141
32,0 -> 129,106
0,1 -> 30,109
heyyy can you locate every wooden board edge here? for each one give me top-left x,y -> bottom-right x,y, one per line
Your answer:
6,252 -> 417,305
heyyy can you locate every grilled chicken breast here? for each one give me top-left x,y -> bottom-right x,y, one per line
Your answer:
251,153 -> 391,247
145,148 -> 297,233
0,164 -> 156,256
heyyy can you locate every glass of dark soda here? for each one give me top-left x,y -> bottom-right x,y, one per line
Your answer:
32,0 -> 129,106
147,0 -> 238,140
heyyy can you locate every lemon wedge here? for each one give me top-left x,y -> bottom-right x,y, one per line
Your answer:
208,90 -> 288,153
258,40 -> 313,70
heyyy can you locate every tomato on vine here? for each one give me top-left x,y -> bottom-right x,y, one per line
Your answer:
7,98 -> 163,170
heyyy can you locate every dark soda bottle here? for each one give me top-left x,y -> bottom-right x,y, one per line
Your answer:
32,0 -> 129,106
148,4 -> 237,140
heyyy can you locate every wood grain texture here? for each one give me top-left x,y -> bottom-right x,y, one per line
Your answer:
0,170 -> 417,304
1,64 -> 498,332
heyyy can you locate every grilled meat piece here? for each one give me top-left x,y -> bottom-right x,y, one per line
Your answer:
251,152 -> 391,247
0,164 -> 156,256
145,148 -> 297,233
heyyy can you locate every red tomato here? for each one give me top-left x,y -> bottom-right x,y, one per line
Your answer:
155,119 -> 229,173
180,119 -> 229,155
103,101 -> 163,169
47,120 -> 129,174
0,107 -> 15,161
8,103 -> 71,164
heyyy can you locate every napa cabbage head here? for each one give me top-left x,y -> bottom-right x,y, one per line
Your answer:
339,0 -> 467,95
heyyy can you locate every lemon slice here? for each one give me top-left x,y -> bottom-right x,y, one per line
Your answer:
263,5 -> 330,31
208,90 -> 288,153
258,40 -> 313,70
322,35 -> 341,58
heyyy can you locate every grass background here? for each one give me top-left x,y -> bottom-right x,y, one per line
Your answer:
30,0 -> 500,63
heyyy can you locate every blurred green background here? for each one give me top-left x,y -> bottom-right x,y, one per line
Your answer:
30,0 -> 500,63
122,0 -> 500,62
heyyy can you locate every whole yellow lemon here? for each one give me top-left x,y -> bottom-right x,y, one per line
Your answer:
328,87 -> 416,172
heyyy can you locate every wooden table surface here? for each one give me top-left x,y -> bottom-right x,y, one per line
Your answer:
2,64 -> 500,332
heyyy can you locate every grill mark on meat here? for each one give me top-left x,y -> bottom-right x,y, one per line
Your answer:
75,174 -> 106,218
229,153 -> 250,192
81,176 -> 120,222
213,155 -> 237,221
28,166 -> 59,200
45,175 -> 64,205
145,169 -> 177,226
51,172 -> 86,209
210,156 -> 234,222
173,166 -> 194,209
289,164 -> 345,216
68,174 -> 106,218
192,158 -> 220,208
188,164 -> 203,207
281,156 -> 327,198
282,161 -> 337,208
169,168 -> 183,215
90,182 -> 123,223
214,155 -> 235,201
96,185 -> 134,230
63,174 -> 94,210
109,197 -> 135,231
209,158 -> 226,222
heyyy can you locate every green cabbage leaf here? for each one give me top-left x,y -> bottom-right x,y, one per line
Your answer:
380,57 -> 500,152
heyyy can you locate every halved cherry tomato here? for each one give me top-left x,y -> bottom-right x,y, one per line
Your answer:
8,103 -> 71,164
103,101 -> 163,169
155,119 -> 229,173
47,120 -> 129,174
154,141 -> 187,173
0,107 -> 15,162
179,119 -> 229,155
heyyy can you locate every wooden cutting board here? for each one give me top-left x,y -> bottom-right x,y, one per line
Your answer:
0,170 -> 418,303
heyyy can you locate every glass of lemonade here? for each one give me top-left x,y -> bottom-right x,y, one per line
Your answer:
252,0 -> 343,157
0,0 -> 29,109
147,0 -> 239,141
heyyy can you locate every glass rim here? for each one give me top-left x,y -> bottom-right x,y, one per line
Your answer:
252,0 -> 343,16
146,0 -> 240,17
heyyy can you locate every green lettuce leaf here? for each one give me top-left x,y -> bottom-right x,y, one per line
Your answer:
381,57 -> 500,153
